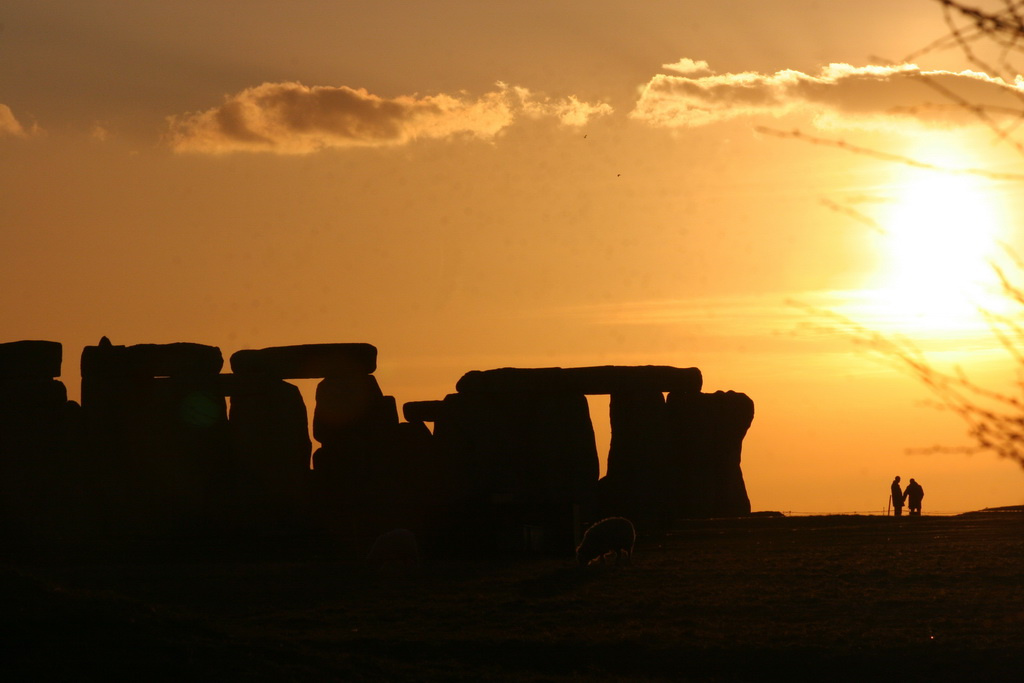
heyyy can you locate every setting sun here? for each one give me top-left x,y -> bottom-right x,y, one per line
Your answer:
869,144 -> 1008,334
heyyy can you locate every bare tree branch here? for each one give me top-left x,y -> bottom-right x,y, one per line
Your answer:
755,126 -> 1024,180
818,197 -> 888,234
795,301 -> 1024,468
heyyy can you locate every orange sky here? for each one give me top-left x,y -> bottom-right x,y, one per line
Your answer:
2,1 -> 1023,513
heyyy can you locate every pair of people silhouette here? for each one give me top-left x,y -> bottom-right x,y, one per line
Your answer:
890,476 -> 924,516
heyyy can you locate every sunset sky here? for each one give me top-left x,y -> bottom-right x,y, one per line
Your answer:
3,1 -> 1024,513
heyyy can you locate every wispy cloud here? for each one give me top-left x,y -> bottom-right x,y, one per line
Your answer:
90,122 -> 111,142
631,61 -> 1024,129
0,104 -> 38,138
541,289 -> 1006,354
660,58 -> 712,76
544,293 -> 809,337
167,82 -> 612,154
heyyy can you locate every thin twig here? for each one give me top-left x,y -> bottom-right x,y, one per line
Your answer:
755,127 -> 1024,180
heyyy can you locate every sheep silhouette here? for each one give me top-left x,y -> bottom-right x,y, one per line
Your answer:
576,517 -> 635,566
367,528 -> 420,575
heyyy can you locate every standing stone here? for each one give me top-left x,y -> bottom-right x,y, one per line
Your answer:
312,374 -> 395,445
665,390 -> 754,518
311,372 -> 405,542
602,389 -> 671,527
78,340 -> 228,535
135,376 -> 231,529
226,375 -> 312,532
0,371 -> 76,539
430,389 -> 599,553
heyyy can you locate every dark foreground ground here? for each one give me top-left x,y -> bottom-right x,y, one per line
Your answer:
3,511 -> 1022,681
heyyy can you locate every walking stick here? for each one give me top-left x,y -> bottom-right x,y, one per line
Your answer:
886,494 -> 892,516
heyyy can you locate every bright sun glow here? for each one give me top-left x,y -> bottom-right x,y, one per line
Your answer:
865,143 -> 1009,336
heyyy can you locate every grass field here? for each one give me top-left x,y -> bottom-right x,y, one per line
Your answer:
3,511 -> 1022,681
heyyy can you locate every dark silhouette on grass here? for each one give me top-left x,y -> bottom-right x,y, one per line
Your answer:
366,527 -> 421,575
906,478 -> 925,516
891,476 -> 905,517
0,339 -> 756,555
575,516 -> 635,566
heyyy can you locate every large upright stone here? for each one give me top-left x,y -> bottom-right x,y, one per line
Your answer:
230,343 -> 377,379
132,376 -> 231,521
312,374 -> 396,446
665,390 -> 754,518
311,371 -> 405,539
0,377 -> 68,412
431,389 -> 600,552
0,343 -> 87,539
77,340 -> 229,535
0,377 -> 72,464
225,375 -> 312,532
606,390 -> 668,484
79,340 -> 224,442
224,375 -> 312,473
601,389 -> 672,526
81,340 -> 223,417
0,375 -> 76,538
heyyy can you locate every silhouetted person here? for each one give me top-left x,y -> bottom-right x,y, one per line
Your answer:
905,478 -> 924,516
890,476 -> 905,517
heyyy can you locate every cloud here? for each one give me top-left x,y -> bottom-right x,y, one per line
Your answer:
168,82 -> 612,154
0,104 -> 34,138
661,58 -> 711,76
631,61 -> 1024,128
90,122 -> 111,142
513,87 -> 614,126
551,294 -> 806,334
